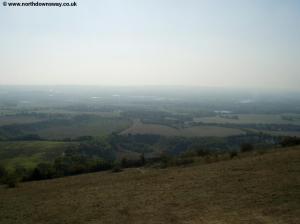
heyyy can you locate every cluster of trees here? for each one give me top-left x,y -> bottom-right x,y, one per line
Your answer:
2,132 -> 299,188
280,136 -> 300,147
0,138 -> 145,187
240,143 -> 254,152
219,123 -> 300,132
29,156 -> 113,180
108,133 -> 259,156
0,155 -> 146,187
0,165 -> 19,188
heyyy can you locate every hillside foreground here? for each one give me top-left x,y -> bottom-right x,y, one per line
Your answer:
0,147 -> 299,224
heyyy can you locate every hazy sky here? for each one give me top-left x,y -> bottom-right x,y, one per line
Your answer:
0,0 -> 299,89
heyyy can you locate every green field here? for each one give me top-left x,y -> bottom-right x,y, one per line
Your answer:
0,115 -> 44,126
35,117 -> 132,139
0,141 -> 75,170
261,130 -> 300,137
121,120 -> 245,137
0,115 -> 132,140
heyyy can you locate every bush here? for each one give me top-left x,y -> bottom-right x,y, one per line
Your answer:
196,149 -> 211,157
13,134 -> 43,141
159,153 -> 172,168
90,159 -> 113,172
172,158 -> 194,166
14,165 -> 29,181
121,157 -> 128,168
30,163 -> 55,180
140,153 -> 146,165
240,143 -> 254,153
230,151 -> 238,158
181,150 -> 197,158
0,164 -> 7,181
280,136 -> 300,147
3,173 -> 19,188
204,154 -> 220,163
54,156 -> 90,176
112,164 -> 122,173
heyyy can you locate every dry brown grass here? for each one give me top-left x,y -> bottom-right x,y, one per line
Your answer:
0,147 -> 299,224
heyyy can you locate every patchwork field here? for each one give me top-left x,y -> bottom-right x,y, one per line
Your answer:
0,115 -> 44,126
0,147 -> 299,224
121,120 -> 245,137
36,117 -> 132,139
262,131 -> 300,137
0,115 -> 132,140
36,109 -> 122,118
194,114 -> 300,125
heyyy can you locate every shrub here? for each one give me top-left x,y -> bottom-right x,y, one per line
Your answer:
90,159 -> 113,172
159,152 -> 172,168
280,136 -> 300,147
196,149 -> 211,157
140,153 -> 146,165
13,134 -> 43,141
30,163 -> 55,180
121,157 -> 128,168
240,143 -> 254,153
112,164 -> 122,173
172,158 -> 194,166
3,172 -> 19,188
181,150 -> 197,158
230,151 -> 238,158
204,154 -> 220,163
0,164 -> 7,181
14,165 -> 29,181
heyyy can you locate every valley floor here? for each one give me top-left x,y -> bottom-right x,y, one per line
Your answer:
0,147 -> 299,224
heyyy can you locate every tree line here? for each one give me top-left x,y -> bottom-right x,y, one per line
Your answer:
1,135 -> 299,188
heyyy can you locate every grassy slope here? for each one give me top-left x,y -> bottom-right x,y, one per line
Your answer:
0,147 -> 299,224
